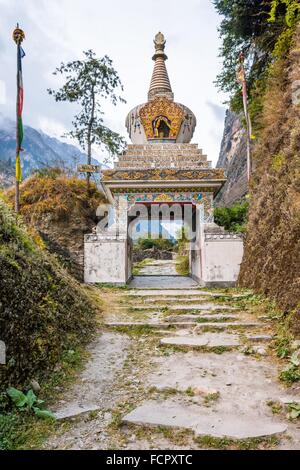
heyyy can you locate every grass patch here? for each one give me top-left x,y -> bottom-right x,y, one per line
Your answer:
96,283 -> 129,290
0,412 -> 69,450
108,325 -> 159,337
204,392 -> 220,406
159,344 -> 235,354
195,316 -> 234,323
175,255 -> 189,276
267,401 -> 283,415
194,434 -> 279,450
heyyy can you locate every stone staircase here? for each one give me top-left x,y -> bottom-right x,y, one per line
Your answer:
105,286 -> 299,443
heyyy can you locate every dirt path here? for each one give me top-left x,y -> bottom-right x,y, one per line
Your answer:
45,268 -> 300,450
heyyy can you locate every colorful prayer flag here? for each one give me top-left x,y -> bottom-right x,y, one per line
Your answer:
16,43 -> 25,182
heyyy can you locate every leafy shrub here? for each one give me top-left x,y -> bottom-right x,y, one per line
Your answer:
7,388 -> 55,420
214,201 -> 249,233
0,200 -> 97,390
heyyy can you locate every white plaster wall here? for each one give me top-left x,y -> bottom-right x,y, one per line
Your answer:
84,239 -> 129,284
202,239 -> 244,285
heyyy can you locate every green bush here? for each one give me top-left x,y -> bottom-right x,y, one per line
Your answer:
135,237 -> 175,252
214,201 -> 249,233
0,200 -> 97,390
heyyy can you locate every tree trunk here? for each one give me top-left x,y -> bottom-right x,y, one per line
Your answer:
87,85 -> 95,193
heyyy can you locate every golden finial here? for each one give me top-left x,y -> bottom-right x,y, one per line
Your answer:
154,32 -> 166,52
13,23 -> 25,45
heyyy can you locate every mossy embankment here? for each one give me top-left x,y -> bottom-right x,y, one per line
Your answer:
239,25 -> 300,334
0,198 -> 99,392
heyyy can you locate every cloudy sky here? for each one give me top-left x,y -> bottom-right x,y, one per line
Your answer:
0,0 -> 227,165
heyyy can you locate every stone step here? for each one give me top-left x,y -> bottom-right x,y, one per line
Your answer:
127,289 -> 222,296
160,333 -> 241,348
104,322 -> 198,330
246,334 -> 274,343
122,399 -> 287,440
105,321 -> 261,331
54,404 -> 100,421
128,277 -> 199,290
164,314 -> 239,323
134,296 -> 212,303
193,322 -> 261,330
129,304 -> 239,313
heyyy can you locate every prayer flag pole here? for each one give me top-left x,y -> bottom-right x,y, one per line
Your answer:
13,24 -> 25,213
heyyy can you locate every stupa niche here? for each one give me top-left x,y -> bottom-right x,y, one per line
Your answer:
126,32 -> 196,145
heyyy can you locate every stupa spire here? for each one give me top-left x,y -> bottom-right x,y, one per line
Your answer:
148,32 -> 174,101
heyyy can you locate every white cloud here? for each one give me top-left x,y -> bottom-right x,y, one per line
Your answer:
0,0 -> 228,165
0,80 -> 6,104
38,116 -> 68,140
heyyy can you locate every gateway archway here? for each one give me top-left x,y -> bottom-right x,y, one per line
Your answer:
128,202 -> 198,279
84,33 -> 243,286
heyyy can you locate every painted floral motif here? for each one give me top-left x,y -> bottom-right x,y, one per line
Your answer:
103,168 -> 225,181
114,192 -> 214,223
124,192 -> 206,204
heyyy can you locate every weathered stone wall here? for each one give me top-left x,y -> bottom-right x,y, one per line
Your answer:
84,235 -> 132,285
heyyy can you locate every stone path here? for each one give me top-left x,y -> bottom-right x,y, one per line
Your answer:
137,260 -> 179,276
45,277 -> 300,450
129,276 -> 198,289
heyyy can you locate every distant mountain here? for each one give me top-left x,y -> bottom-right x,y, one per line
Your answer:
0,115 -> 102,188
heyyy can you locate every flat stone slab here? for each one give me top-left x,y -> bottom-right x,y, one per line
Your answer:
165,314 -> 239,323
160,333 -> 240,348
54,404 -> 100,420
123,399 -> 287,440
128,289 -> 219,296
246,334 -> 273,343
148,351 -> 281,399
138,261 -> 178,276
129,277 -> 199,289
136,296 -> 212,303
105,322 -> 197,329
193,322 -> 261,330
129,303 -> 238,312
168,303 -> 238,311
280,396 -> 300,405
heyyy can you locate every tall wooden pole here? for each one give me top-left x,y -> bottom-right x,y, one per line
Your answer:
237,52 -> 252,183
13,24 -> 25,213
15,45 -> 20,214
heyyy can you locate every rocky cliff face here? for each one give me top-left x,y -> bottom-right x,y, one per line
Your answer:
215,110 -> 248,207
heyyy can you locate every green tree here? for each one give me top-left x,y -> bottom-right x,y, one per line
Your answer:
213,0 -> 297,110
214,201 -> 249,233
48,50 -> 126,187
